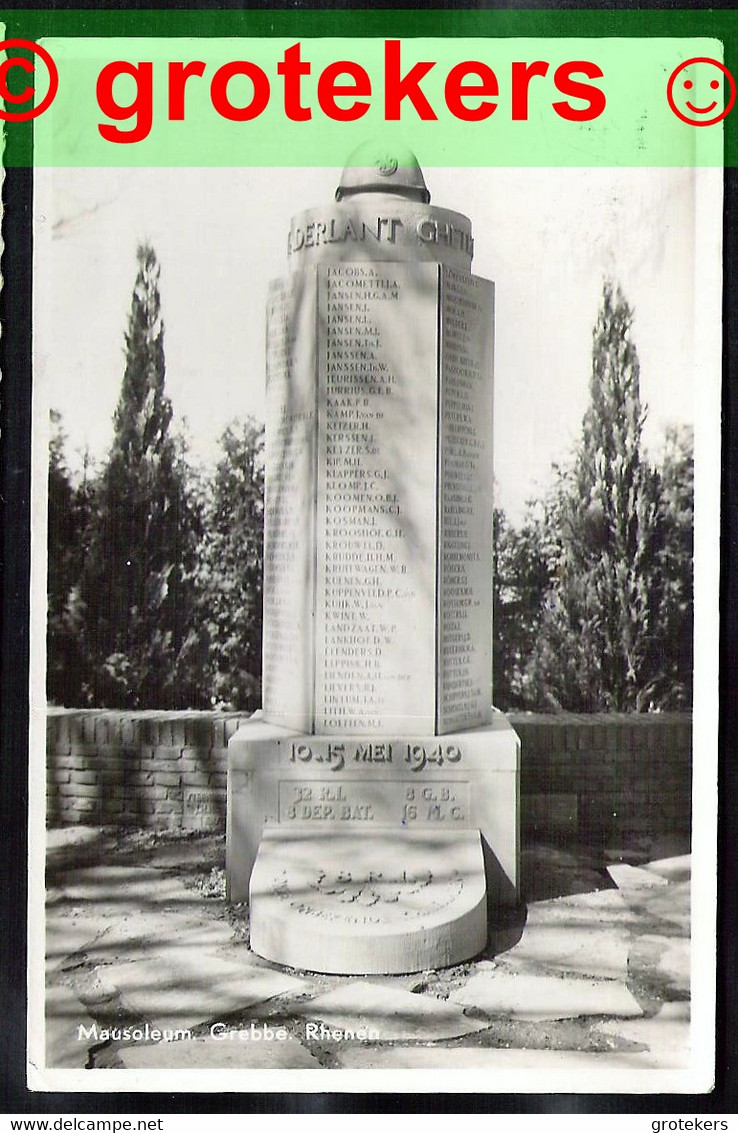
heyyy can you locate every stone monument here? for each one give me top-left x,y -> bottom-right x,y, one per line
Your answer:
227,144 -> 520,974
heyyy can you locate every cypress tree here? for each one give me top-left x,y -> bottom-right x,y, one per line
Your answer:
82,244 -> 192,707
529,281 -> 664,711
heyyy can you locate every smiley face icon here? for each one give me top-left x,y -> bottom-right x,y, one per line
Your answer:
667,57 -> 736,126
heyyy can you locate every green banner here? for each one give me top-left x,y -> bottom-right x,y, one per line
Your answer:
1,10 -> 736,166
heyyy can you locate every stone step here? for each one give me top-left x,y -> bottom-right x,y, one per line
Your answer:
249,827 -> 488,974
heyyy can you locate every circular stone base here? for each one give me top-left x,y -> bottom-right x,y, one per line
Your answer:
248,828 -> 488,974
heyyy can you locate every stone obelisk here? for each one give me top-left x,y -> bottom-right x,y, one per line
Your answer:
227,144 -> 520,974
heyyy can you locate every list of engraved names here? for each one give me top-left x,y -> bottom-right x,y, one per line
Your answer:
438,270 -> 494,731
263,276 -> 316,726
315,263 -> 437,733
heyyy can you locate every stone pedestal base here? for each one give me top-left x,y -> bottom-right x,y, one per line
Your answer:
226,712 -> 519,973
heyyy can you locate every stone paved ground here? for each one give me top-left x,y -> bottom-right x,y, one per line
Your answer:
44,826 -> 690,1072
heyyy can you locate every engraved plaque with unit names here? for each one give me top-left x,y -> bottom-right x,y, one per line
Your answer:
277,779 -> 471,826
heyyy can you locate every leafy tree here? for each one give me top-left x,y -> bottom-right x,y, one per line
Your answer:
183,418 -> 265,709
81,244 -> 195,707
47,412 -> 92,704
48,410 -> 76,636
526,281 -> 664,711
492,505 -> 551,711
654,424 -> 694,707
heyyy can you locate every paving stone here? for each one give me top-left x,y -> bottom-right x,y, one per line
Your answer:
42,835 -> 694,1077
296,982 -> 489,1041
630,934 -> 690,994
102,953 -> 308,1031
47,826 -> 108,852
46,826 -> 114,876
594,1002 -> 690,1067
658,1001 -> 690,1021
619,881 -> 691,932
654,936 -> 691,993
507,888 -> 638,940
491,888 -> 636,982
501,908 -> 630,981
450,969 -> 643,1022
60,867 -> 205,911
46,912 -> 107,971
144,838 -> 224,870
119,1033 -> 321,1069
334,1046 -> 665,1070
543,887 -> 640,924
91,910 -> 237,962
45,983 -> 98,1069
607,863 -> 669,889
48,905 -> 240,979
642,855 -> 691,883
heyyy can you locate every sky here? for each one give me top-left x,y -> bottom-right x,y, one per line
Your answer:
34,161 -> 702,522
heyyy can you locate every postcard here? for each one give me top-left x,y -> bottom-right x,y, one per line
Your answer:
10,15 -> 725,1102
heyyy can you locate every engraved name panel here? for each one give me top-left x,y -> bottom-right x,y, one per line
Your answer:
314,262 -> 440,735
437,269 -> 495,733
263,273 -> 318,730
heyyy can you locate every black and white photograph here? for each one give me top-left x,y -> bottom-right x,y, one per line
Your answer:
27,150 -> 719,1093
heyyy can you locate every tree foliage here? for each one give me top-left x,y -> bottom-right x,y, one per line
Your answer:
80,244 -> 195,708
494,281 -> 693,713
46,245 -> 264,709
492,505 -> 551,710
183,418 -> 265,709
526,282 -> 665,710
654,424 -> 694,708
47,267 -> 693,715
47,412 -> 92,705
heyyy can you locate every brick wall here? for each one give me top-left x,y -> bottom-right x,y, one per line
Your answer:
46,710 -> 692,840
45,711 -> 242,831
512,712 -> 692,840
